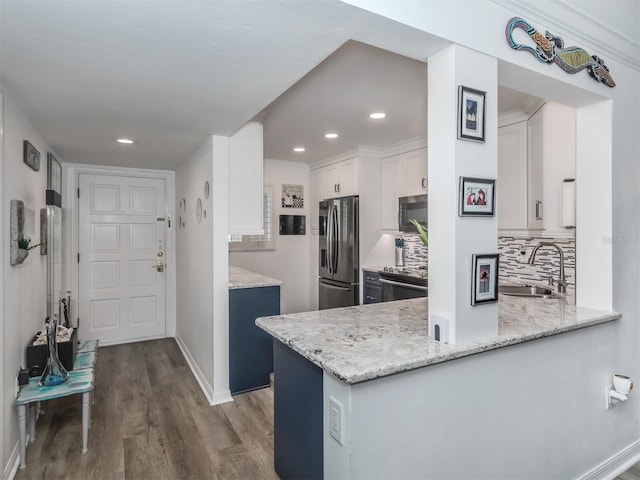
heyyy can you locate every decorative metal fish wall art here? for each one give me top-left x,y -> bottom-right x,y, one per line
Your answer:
505,17 -> 615,88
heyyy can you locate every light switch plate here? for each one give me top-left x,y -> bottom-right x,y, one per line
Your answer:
329,396 -> 344,445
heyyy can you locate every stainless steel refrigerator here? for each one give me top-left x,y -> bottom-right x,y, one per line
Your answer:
319,196 -> 359,309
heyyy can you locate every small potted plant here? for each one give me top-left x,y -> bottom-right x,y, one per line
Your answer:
16,235 -> 40,264
409,219 -> 428,247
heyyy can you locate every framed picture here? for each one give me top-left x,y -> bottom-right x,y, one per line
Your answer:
47,152 -> 62,194
457,85 -> 486,142
459,177 -> 495,216
23,140 -> 40,171
282,183 -> 304,208
471,254 -> 499,305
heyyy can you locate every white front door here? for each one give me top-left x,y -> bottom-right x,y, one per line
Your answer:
79,173 -> 167,344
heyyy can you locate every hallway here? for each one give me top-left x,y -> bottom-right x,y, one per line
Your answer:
15,339 -> 277,479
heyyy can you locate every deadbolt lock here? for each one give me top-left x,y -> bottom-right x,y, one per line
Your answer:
152,261 -> 165,273
157,251 -> 164,257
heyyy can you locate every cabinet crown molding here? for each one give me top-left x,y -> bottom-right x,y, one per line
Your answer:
380,136 -> 427,158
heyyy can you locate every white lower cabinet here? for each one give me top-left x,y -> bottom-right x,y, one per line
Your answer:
381,148 -> 427,231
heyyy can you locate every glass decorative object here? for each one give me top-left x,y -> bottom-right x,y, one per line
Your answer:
39,315 -> 68,387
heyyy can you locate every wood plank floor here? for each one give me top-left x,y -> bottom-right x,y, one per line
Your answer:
15,338 -> 279,480
617,462 -> 640,480
14,337 -> 640,479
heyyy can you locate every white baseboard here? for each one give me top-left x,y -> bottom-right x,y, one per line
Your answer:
174,334 -> 216,405
211,389 -> 234,406
578,439 -> 640,480
3,442 -> 20,480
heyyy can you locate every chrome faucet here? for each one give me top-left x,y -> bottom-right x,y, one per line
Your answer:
528,242 -> 567,294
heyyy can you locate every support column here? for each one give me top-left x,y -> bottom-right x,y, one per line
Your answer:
427,45 -> 498,344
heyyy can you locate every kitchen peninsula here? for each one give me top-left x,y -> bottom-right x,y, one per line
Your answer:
257,296 -> 620,479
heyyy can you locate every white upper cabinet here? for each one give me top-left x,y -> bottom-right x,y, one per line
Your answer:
537,102 -> 576,236
527,109 -> 544,230
315,156 -> 359,201
381,155 -> 403,230
402,148 -> 428,197
310,156 -> 359,232
229,121 -> 264,235
310,168 -> 323,231
497,122 -> 528,230
381,147 -> 427,231
497,102 -> 575,236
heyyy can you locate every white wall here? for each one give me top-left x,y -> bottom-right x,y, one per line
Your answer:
428,44 -> 499,344
175,138 -> 216,400
339,0 -> 639,475
2,94 -> 50,474
325,321 -> 623,479
229,158 -> 311,314
0,88 -> 5,480
175,135 -> 232,406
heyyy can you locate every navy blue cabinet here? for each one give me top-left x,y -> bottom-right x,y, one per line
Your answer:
273,339 -> 323,480
363,269 -> 382,304
229,286 -> 280,395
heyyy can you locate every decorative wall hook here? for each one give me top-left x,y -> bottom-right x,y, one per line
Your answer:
505,17 -> 616,88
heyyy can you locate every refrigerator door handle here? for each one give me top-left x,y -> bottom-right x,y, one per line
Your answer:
320,282 -> 352,291
327,204 -> 334,275
331,205 -> 340,273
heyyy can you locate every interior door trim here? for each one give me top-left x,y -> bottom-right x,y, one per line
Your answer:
66,163 -> 176,341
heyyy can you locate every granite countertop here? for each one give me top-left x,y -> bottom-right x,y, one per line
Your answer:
256,296 -> 620,385
229,265 -> 282,290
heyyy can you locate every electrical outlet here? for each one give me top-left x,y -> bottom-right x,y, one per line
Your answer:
518,247 -> 529,264
329,397 -> 344,445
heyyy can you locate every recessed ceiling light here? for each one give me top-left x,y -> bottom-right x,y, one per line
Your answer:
115,138 -> 136,144
369,112 -> 386,119
293,147 -> 306,153
324,133 -> 339,139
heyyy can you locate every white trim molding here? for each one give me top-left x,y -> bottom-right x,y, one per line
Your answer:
493,0 -> 640,72
3,442 -> 19,480
578,439 -> 640,480
64,163 -> 177,341
174,335 -> 233,406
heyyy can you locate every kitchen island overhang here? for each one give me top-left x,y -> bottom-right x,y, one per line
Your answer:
257,297 -> 621,479
257,296 -> 620,385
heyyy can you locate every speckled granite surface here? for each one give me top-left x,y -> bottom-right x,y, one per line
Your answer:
256,296 -> 620,384
229,265 -> 282,290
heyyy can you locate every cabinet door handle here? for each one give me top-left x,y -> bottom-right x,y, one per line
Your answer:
535,200 -> 543,221
421,177 -> 427,189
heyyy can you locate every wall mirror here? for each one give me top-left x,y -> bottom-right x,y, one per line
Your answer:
46,153 -> 63,319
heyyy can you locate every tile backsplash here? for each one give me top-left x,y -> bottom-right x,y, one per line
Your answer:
401,234 -> 576,303
402,233 -> 428,269
498,236 -> 575,302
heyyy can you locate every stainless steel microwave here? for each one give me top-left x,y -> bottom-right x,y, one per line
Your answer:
398,194 -> 427,232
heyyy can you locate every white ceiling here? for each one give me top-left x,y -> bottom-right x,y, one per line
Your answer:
0,0 -> 448,170
263,41 -> 429,164
0,1 -> 636,170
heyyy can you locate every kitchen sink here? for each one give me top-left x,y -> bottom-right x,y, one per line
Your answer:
500,285 -> 560,299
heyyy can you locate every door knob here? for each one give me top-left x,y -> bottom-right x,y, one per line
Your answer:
152,261 -> 165,273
